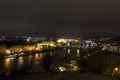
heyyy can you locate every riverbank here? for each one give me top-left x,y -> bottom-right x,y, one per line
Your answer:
0,47 -> 62,59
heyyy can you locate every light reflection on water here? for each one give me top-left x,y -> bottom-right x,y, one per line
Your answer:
0,52 -> 45,76
35,53 -> 39,60
18,57 -> 23,65
28,55 -> 33,64
4,58 -> 11,69
67,49 -> 71,54
0,49 -> 80,76
4,58 -> 14,75
0,49 -> 120,76
77,49 -> 80,57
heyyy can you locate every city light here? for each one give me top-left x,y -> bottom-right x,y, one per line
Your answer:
6,50 -> 11,54
58,67 -> 66,72
57,39 -> 67,43
67,49 -> 71,54
0,35 -> 120,79
114,68 -> 118,72
77,49 -> 80,57
26,38 -> 30,42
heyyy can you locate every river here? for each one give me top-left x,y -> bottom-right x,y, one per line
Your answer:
0,48 -> 81,76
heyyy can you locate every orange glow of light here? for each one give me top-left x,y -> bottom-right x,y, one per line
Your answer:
50,44 -> 55,47
40,54 -> 43,59
36,47 -> 39,50
57,39 -> 62,43
35,53 -> 39,59
73,66 -> 79,71
19,49 -> 23,52
57,39 -> 67,43
18,57 -> 23,64
4,58 -> 11,68
6,50 -> 11,54
29,47 -> 32,51
114,68 -> 118,71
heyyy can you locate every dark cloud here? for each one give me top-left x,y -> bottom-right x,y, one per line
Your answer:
0,0 -> 120,37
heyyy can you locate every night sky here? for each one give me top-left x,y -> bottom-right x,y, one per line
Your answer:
0,0 -> 120,37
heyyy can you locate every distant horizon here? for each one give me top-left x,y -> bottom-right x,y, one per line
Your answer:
0,33 -> 119,39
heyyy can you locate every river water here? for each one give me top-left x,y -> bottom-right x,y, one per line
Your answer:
0,48 -> 120,77
0,48 -> 80,76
